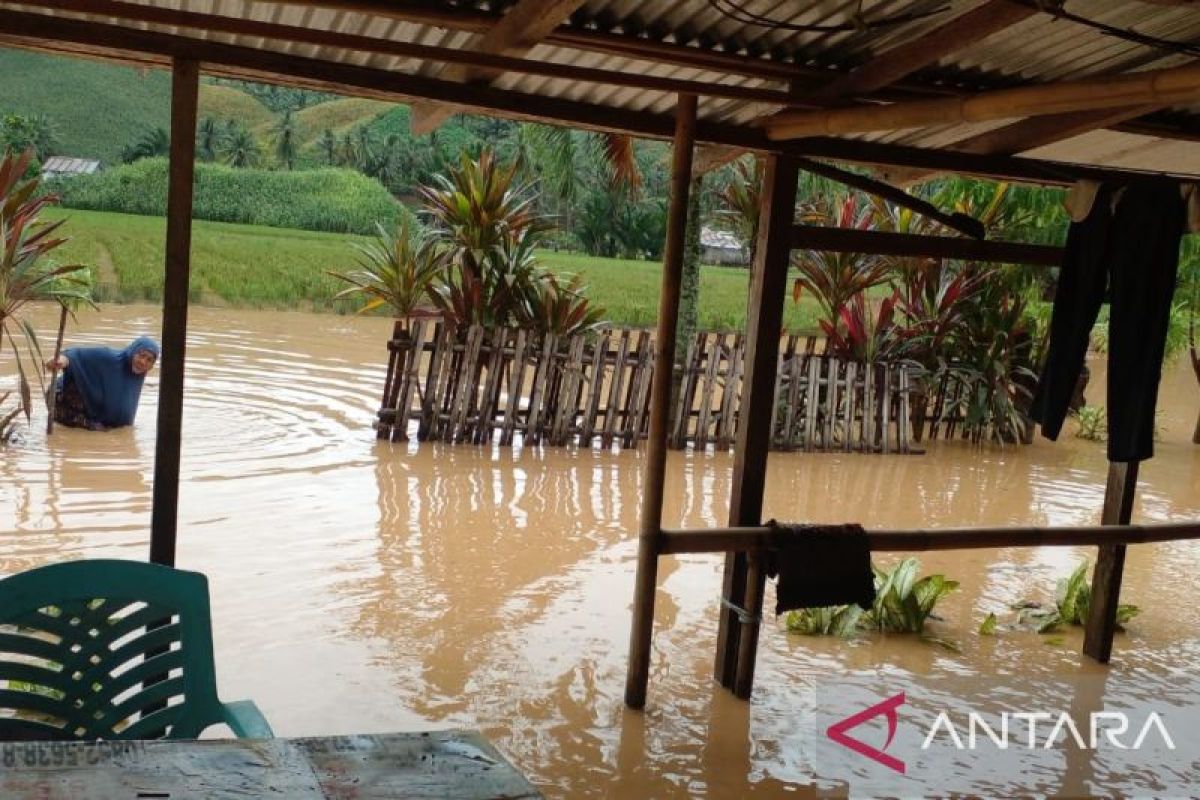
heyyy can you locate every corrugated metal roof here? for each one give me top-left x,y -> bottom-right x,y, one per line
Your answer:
0,0 -> 1197,178
41,155 -> 100,175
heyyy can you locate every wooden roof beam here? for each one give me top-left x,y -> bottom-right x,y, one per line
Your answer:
765,61 -> 1200,140
884,104 -> 1163,184
408,0 -> 588,135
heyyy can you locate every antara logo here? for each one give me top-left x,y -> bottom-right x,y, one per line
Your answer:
826,692 -> 1177,775
826,692 -> 907,774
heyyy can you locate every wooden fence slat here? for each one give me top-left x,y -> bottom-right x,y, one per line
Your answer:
417,324 -> 448,440
695,333 -> 723,449
474,327 -> 507,444
580,331 -> 610,446
391,321 -> 430,443
862,361 -> 875,454
626,343 -> 653,447
602,330 -> 631,449
880,364 -> 891,455
830,362 -> 840,453
525,334 -> 557,445
377,320 -> 406,440
552,336 -> 587,445
804,356 -> 820,452
843,360 -> 856,453
500,329 -> 528,446
716,333 -> 744,450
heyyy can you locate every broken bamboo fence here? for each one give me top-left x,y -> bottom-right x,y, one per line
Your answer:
375,320 -> 986,453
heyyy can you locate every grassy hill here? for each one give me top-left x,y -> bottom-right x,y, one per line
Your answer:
0,48 -> 171,164
197,84 -> 274,129
289,97 -> 392,146
0,47 -> 274,164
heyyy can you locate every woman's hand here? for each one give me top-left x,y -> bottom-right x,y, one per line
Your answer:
44,354 -> 69,372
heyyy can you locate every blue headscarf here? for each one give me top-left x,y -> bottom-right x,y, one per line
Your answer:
63,336 -> 159,427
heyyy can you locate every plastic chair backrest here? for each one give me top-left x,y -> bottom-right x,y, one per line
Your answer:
0,559 -> 226,741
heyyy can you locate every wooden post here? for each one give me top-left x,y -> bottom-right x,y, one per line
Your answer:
714,153 -> 800,696
149,58 -> 199,567
624,93 -> 696,710
44,303 -> 68,435
1083,461 -> 1139,662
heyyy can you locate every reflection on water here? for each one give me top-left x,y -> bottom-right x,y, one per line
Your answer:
3,303 -> 1200,797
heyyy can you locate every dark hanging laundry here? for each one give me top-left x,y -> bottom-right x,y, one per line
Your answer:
760,521 -> 875,615
1031,178 -> 1187,462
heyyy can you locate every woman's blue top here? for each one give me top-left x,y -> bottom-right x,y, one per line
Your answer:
62,336 -> 160,427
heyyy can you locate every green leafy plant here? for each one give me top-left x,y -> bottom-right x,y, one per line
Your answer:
516,272 -> 605,336
1071,405 -> 1106,441
785,605 -> 864,638
329,217 -> 439,325
792,195 -> 891,331
781,558 -> 958,641
1014,560 -> 1140,634
867,558 -> 959,634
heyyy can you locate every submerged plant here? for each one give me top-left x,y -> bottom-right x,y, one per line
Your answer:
868,558 -> 959,634
1014,560 -> 1140,634
782,558 -> 957,641
1071,405 -> 1106,441
785,604 -> 864,638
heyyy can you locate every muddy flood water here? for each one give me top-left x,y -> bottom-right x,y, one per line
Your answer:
3,302 -> 1200,798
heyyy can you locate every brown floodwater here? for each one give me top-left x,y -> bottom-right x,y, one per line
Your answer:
3,302 -> 1200,798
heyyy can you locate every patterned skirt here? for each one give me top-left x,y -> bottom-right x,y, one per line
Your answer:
54,377 -> 97,430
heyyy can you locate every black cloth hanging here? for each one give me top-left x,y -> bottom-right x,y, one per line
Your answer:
1031,178 -> 1186,463
760,520 -> 875,615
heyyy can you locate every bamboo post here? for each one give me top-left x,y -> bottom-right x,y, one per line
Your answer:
1083,461 -> 1140,663
625,93 -> 696,710
149,58 -> 199,568
44,303 -> 68,435
713,152 -> 800,697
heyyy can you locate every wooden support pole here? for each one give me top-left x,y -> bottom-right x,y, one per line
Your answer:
713,152 -> 800,696
1083,461 -> 1140,663
149,57 -> 199,568
44,303 -> 68,435
624,94 -> 697,711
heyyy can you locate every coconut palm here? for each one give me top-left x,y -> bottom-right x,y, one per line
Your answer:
0,149 -> 94,440
196,117 -> 222,162
221,125 -> 261,168
121,127 -> 169,164
271,109 -> 298,170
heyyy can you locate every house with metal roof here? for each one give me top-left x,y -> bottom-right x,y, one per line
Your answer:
41,155 -> 100,178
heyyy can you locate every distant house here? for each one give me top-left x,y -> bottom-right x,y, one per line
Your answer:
700,226 -> 749,266
42,156 -> 101,180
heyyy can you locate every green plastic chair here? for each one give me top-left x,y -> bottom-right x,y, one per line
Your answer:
0,559 -> 273,741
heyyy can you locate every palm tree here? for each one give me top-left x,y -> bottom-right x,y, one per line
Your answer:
221,125 -> 261,168
196,117 -> 222,162
0,149 -> 94,440
121,127 -> 169,163
318,128 -> 337,166
272,109 -> 297,170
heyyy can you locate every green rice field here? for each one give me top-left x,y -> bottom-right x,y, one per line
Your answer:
45,208 -> 824,331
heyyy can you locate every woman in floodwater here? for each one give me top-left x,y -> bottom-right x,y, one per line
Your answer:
44,336 -> 159,431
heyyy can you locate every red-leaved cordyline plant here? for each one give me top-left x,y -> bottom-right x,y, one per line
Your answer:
0,148 -> 93,440
793,194 -> 891,331
821,290 -> 904,365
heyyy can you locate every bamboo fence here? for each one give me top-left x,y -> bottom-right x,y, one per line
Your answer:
374,320 -> 1007,453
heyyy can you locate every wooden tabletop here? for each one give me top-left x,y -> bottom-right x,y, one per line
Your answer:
0,730 -> 542,799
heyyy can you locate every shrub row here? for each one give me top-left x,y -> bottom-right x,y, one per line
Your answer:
54,158 -> 413,235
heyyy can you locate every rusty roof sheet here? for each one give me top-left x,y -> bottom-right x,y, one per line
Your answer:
0,0 -> 1197,178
